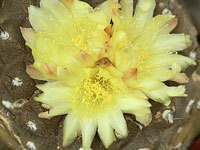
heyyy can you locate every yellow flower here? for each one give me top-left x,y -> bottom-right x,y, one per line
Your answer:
36,66 -> 151,148
109,0 -> 196,105
21,0 -> 112,82
20,0 -> 195,149
21,0 -> 152,148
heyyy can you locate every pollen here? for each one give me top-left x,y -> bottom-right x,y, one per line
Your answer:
69,72 -> 117,119
76,35 -> 83,43
139,50 -> 150,59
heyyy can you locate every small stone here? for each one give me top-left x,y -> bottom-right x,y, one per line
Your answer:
12,77 -> 23,86
26,141 -> 36,150
174,143 -> 182,149
177,127 -> 183,133
138,148 -> 150,150
2,100 -> 12,109
185,99 -> 195,114
162,8 -> 172,15
162,110 -> 174,124
79,148 -> 93,150
197,101 -> 200,109
0,31 -> 9,40
189,51 -> 197,61
26,121 -> 37,131
135,122 -> 143,130
155,112 -> 161,119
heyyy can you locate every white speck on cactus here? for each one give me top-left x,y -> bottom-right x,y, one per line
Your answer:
135,122 -> 143,130
197,101 -> 200,109
79,148 -> 93,150
162,110 -> 174,123
12,77 -> 23,86
138,148 -> 150,150
162,8 -> 172,15
26,141 -> 36,150
174,143 -> 182,149
185,99 -> 195,114
177,127 -> 183,133
2,100 -> 12,109
0,31 -> 9,40
189,51 -> 197,61
26,121 -> 37,131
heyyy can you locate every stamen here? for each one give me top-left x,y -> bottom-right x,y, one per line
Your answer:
69,72 -> 117,119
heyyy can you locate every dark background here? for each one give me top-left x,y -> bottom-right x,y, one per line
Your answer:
183,0 -> 200,33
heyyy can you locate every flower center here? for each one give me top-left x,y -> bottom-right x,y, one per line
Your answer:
69,72 -> 117,118
80,74 -> 112,104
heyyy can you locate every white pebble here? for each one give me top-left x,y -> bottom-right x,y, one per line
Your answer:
26,141 -> 36,150
162,110 -> 174,124
26,121 -> 37,131
0,31 -> 9,40
135,122 -> 143,130
177,127 -> 183,133
174,143 -> 182,149
12,77 -> 23,86
185,99 -> 195,114
79,148 -> 93,150
138,148 -> 150,150
162,8 -> 172,15
197,101 -> 200,109
189,51 -> 197,61
2,100 -> 12,109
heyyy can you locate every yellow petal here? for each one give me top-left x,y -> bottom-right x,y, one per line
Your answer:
95,0 -> 113,24
130,15 -> 175,48
152,34 -> 192,53
97,114 -> 116,148
133,0 -> 156,28
57,67 -> 96,87
35,33 -> 57,56
35,81 -> 69,106
156,63 -> 181,81
118,96 -> 152,126
33,61 -> 57,80
164,85 -> 187,97
26,65 -> 46,80
133,78 -> 164,91
20,27 -> 36,47
164,54 -> 196,70
170,73 -> 189,84
81,119 -> 97,149
28,5 -> 58,32
40,0 -> 71,25
90,10 -> 110,27
38,106 -> 70,119
109,109 -> 127,137
120,0 -> 133,17
136,112 -> 152,127
63,114 -> 80,146
146,89 -> 171,106
60,0 -> 74,8
69,0 -> 93,17
145,14 -> 176,35
115,50 -> 133,72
